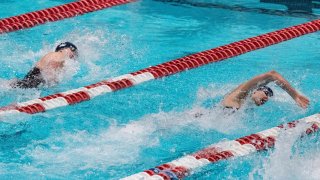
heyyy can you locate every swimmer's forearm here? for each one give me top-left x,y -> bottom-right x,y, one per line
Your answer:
269,71 -> 299,98
240,72 -> 273,92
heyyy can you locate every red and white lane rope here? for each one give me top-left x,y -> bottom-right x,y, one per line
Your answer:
122,114 -> 320,180
0,19 -> 320,116
0,0 -> 134,34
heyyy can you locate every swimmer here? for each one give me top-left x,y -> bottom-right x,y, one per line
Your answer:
12,42 -> 78,88
222,70 -> 310,109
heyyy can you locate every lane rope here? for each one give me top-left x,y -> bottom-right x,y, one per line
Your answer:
122,114 -> 320,179
0,0 -> 135,34
0,19 -> 319,116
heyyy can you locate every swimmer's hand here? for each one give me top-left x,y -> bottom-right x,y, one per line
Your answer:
294,94 -> 309,109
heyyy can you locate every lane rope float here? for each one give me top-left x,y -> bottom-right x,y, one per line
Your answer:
122,114 -> 320,179
0,19 -> 319,116
0,0 -> 135,34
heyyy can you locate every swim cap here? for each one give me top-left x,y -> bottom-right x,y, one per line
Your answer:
55,42 -> 78,52
257,86 -> 273,97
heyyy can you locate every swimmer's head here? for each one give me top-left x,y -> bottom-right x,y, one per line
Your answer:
251,86 -> 273,106
55,42 -> 78,59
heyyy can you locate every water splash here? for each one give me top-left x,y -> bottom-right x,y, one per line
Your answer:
11,84 -> 246,177
56,29 -> 141,84
249,123 -> 320,180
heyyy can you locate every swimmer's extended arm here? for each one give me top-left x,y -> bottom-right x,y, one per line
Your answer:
227,71 -> 275,100
222,71 -> 273,108
267,70 -> 309,108
225,70 -> 309,108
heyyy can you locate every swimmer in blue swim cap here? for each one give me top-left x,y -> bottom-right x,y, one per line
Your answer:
222,70 -> 309,109
12,42 -> 78,88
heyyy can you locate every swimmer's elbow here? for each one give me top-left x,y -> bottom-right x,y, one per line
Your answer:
221,99 -> 227,106
221,97 -> 232,107
267,70 -> 278,75
266,70 -> 280,80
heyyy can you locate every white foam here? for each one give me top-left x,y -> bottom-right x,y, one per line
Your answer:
61,29 -> 143,84
18,99 -> 244,177
249,122 -> 320,180
22,119 -> 159,176
23,82 -> 251,176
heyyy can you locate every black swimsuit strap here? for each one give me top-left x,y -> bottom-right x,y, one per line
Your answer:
14,67 -> 45,88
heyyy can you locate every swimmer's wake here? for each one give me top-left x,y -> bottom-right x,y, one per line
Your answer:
123,113 -> 320,179
0,18 -> 320,116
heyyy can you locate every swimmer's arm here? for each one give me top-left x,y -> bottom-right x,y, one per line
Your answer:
268,70 -> 298,98
268,70 -> 309,108
224,70 -> 309,108
241,70 -> 300,98
222,71 -> 273,108
232,71 -> 274,98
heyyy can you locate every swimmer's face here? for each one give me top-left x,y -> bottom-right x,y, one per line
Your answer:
62,48 -> 78,60
252,90 -> 269,106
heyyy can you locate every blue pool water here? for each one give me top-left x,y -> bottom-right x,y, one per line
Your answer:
0,0 -> 320,179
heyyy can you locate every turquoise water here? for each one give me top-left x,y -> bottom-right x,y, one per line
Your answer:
0,0 -> 320,179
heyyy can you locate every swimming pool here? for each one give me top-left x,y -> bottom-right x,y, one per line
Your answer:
0,0 -> 319,179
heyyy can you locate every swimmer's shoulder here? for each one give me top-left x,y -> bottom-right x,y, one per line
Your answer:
40,52 -> 64,61
223,84 -> 249,109
222,97 -> 241,109
37,52 -> 64,68
47,52 -> 65,60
